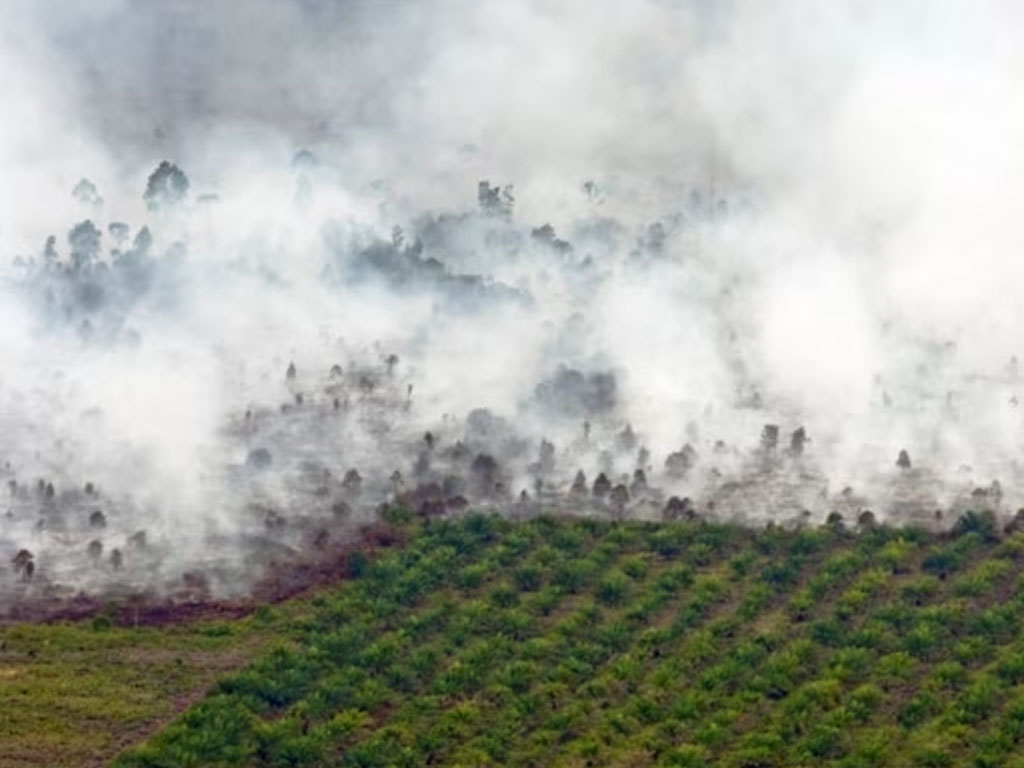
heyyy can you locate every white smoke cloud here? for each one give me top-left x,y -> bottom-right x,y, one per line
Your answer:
3,0 -> 1024,610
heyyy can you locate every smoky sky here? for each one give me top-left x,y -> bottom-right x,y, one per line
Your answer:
3,0 -> 1024,608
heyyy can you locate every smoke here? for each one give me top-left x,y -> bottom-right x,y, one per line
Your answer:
2,0 -> 1024,610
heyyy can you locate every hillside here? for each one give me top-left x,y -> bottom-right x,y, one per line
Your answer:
115,511 -> 1024,767
7,510 -> 1024,767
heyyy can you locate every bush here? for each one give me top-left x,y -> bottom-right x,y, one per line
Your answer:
880,538 -> 913,574
596,572 -> 631,606
528,586 -> 563,617
952,510 -> 999,542
650,528 -> 686,558
898,692 -> 942,728
922,547 -> 965,577
762,559 -> 801,588
655,564 -> 695,593
514,564 -> 544,592
456,563 -> 488,591
346,551 -> 370,579
553,559 -> 597,593
621,555 -> 648,580
849,683 -> 884,722
380,505 -> 413,525
995,652 -> 1024,686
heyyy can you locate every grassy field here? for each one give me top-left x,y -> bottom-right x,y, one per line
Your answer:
0,607 -> 291,768
8,509 -> 1024,767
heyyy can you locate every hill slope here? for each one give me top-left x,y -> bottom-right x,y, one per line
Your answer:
106,510 -> 1024,768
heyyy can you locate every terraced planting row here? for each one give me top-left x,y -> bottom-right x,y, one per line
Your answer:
108,509 -> 1024,767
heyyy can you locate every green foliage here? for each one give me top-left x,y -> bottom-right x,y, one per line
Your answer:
0,616 -> 280,768
346,551 -> 370,579
4,513 -> 1016,768
596,570 -> 631,605
880,538 -> 913,574
380,505 -> 413,525
953,510 -> 999,542
553,558 -> 597,593
513,564 -> 544,592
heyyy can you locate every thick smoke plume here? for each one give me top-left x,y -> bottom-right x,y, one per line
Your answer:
3,0 -> 1024,612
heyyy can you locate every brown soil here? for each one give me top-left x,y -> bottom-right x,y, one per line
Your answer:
0,521 -> 409,627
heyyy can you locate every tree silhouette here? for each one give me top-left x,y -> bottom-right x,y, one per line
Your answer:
68,220 -> 101,271
144,161 -> 190,210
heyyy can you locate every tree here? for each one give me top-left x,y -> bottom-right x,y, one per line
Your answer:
72,178 -> 103,207
471,453 -> 501,497
478,180 -> 514,217
665,444 -> 698,478
581,179 -> 604,203
291,148 -> 317,169
144,160 -> 190,210
68,220 -> 101,271
617,424 -> 637,452
609,484 -> 630,515
108,222 -> 130,247
42,235 -> 59,267
12,549 -> 33,580
760,424 -> 780,451
789,427 -> 808,457
857,510 -> 877,529
1004,508 -> 1024,534
133,228 -> 154,260
530,223 -> 572,253
630,469 -> 648,496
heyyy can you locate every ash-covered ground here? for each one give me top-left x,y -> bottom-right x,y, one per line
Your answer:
3,1 -> 1024,613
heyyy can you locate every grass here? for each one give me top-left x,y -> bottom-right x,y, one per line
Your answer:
0,609 -> 292,767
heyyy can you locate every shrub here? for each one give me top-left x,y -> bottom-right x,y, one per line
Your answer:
554,559 -> 597,593
952,510 -> 999,542
762,559 -> 801,588
849,683 -> 884,722
346,550 -> 370,579
528,586 -> 564,617
922,546 -> 964,577
655,564 -> 695,593
650,528 -> 686,558
380,505 -> 413,525
513,564 -> 544,592
596,572 -> 631,606
898,691 -> 941,728
621,555 -> 649,580
456,563 -> 488,591
879,538 -> 913,574
489,583 -> 519,609
953,676 -> 999,725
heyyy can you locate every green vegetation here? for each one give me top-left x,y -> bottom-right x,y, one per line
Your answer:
108,513 -> 1024,768
0,613 -> 279,768
11,512 -> 1024,767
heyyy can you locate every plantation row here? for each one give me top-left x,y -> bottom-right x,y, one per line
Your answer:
116,509 -> 1024,767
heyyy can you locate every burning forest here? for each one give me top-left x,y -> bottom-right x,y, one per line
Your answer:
4,0 -> 1024,618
